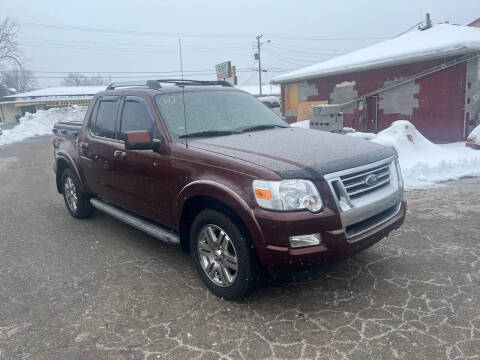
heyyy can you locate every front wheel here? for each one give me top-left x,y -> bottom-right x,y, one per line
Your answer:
190,209 -> 259,300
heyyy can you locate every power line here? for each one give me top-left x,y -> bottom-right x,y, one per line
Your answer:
263,48 -> 319,66
22,22 -> 258,39
266,43 -> 348,52
19,42 -> 252,54
239,71 -> 257,87
19,37 -> 253,49
267,44 -> 343,56
264,53 -> 315,67
264,48 -> 324,63
393,20 -> 425,38
22,22 -> 389,41
264,33 -> 389,41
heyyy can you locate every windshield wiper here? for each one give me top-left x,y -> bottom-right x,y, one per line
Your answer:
238,124 -> 289,133
178,130 -> 240,139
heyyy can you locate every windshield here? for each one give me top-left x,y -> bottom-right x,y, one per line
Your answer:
155,90 -> 288,140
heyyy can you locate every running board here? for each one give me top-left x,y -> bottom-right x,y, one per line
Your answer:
90,198 -> 180,245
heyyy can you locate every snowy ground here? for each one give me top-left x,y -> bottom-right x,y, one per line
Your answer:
3,136 -> 480,360
292,119 -> 480,189
0,106 -> 87,146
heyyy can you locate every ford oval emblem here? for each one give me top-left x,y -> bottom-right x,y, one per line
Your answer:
365,174 -> 379,186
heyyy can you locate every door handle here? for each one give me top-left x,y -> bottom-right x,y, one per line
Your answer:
113,150 -> 127,159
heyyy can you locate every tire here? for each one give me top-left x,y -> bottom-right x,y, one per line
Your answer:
190,209 -> 259,300
61,168 -> 93,219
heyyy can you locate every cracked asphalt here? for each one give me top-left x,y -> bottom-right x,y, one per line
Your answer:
0,136 -> 479,360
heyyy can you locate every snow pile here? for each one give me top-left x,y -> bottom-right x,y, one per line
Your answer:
347,120 -> 480,188
0,106 -> 87,146
290,119 -> 310,128
257,96 -> 280,103
344,130 -> 376,140
466,125 -> 480,149
272,24 -> 480,83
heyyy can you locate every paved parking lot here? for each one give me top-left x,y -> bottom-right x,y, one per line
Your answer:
1,137 -> 479,359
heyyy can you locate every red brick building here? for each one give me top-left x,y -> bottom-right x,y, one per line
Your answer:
469,18 -> 480,28
272,23 -> 480,143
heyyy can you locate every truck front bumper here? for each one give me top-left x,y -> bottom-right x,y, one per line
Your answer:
253,156 -> 406,270
255,200 -> 406,269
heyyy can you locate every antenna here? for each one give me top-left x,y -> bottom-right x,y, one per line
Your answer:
179,38 -> 188,148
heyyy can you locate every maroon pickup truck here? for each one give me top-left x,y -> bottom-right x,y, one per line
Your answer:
52,79 -> 406,300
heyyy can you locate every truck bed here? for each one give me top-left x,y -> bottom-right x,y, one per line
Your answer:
54,121 -> 83,131
53,121 -> 83,150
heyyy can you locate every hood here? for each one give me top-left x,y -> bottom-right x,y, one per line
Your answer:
191,127 -> 395,180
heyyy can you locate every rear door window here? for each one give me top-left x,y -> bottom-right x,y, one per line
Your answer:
118,97 -> 153,141
91,97 -> 119,139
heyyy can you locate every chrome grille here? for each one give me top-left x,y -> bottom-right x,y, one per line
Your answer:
340,163 -> 391,199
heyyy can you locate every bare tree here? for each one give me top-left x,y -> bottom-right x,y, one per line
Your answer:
62,73 -> 112,86
0,17 -> 22,68
1,68 -> 37,92
0,17 -> 26,96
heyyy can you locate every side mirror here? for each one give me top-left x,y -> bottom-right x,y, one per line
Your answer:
125,130 -> 162,152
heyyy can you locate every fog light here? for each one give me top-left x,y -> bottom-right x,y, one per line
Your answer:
289,233 -> 322,248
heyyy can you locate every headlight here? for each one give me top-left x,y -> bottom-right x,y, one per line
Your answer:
252,179 -> 323,213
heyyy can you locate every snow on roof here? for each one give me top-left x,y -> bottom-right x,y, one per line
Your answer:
4,86 -> 106,99
271,24 -> 480,84
468,18 -> 480,27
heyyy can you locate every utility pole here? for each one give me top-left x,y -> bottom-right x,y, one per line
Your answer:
256,34 -> 263,96
255,34 -> 271,96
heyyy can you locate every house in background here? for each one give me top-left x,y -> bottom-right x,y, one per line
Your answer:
271,22 -> 480,143
469,18 -> 480,28
0,86 -> 105,124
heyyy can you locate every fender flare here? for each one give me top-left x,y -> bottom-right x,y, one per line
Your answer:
56,152 -> 89,193
175,180 -> 266,248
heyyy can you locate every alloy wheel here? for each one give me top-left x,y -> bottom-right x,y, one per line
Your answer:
64,176 -> 78,212
197,224 -> 238,287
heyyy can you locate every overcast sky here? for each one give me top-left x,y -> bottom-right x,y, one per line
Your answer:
2,0 -> 479,89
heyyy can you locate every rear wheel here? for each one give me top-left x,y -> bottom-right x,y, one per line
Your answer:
61,168 -> 93,219
190,209 -> 259,300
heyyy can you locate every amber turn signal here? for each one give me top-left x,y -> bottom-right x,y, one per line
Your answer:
254,188 -> 272,200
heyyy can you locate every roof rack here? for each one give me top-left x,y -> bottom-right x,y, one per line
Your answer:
155,79 -> 233,87
106,80 -> 161,90
105,79 -> 233,91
